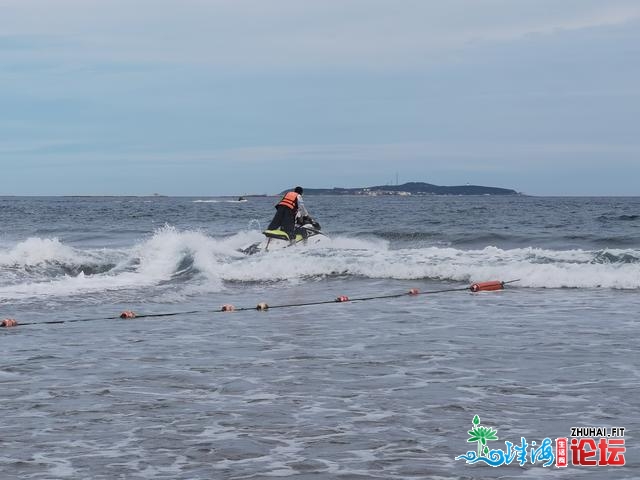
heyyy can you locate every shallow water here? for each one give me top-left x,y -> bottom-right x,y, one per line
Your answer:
1,196 -> 639,478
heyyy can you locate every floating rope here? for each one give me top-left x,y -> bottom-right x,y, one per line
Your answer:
1,279 -> 519,329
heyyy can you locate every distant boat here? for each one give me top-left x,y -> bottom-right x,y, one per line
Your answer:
238,196 -> 247,202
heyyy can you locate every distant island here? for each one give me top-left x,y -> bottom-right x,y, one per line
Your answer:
281,182 -> 519,196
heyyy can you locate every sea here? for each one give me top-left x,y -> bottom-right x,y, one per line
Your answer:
1,194 -> 638,479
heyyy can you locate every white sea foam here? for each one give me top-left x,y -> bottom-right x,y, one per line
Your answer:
0,228 -> 639,302
192,199 -> 247,203
0,227 -> 234,300
0,237 -> 90,266
228,240 -> 640,289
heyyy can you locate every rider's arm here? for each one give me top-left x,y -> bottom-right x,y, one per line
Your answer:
297,194 -> 309,217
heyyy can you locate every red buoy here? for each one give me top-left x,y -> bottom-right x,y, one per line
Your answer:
120,311 -> 136,319
221,304 -> 236,312
470,281 -> 504,292
335,295 -> 349,302
1,318 -> 18,328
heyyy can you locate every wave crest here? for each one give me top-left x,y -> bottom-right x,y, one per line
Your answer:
1,229 -> 639,302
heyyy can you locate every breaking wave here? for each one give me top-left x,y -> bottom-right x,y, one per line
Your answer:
1,226 -> 639,302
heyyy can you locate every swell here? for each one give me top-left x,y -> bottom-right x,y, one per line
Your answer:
597,214 -> 640,222
356,230 -> 639,249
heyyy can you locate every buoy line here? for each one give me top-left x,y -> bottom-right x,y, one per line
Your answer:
1,279 -> 518,329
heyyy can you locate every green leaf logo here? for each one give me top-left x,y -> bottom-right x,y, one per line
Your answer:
466,416 -> 499,456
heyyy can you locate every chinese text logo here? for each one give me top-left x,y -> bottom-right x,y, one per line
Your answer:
455,416 -> 625,468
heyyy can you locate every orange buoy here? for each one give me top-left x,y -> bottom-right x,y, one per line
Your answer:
335,295 -> 349,302
470,281 -> 504,292
221,304 -> 236,312
408,288 -> 420,295
120,311 -> 136,319
256,302 -> 269,311
1,318 -> 18,328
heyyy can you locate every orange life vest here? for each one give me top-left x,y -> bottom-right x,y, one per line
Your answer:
277,191 -> 298,211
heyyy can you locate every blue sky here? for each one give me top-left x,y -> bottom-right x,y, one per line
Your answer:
1,0 -> 639,196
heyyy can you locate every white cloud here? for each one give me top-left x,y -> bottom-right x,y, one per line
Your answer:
2,1 -> 639,196
2,0 -> 639,69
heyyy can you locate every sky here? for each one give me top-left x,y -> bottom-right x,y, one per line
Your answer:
1,0 -> 639,196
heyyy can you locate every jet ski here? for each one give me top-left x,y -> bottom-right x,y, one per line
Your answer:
240,216 -> 326,255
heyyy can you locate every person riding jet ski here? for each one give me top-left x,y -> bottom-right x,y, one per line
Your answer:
265,186 -> 310,243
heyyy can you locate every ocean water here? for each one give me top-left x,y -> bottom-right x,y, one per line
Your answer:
1,195 -> 639,479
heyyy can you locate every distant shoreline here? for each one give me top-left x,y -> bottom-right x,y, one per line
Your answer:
279,182 -> 520,196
